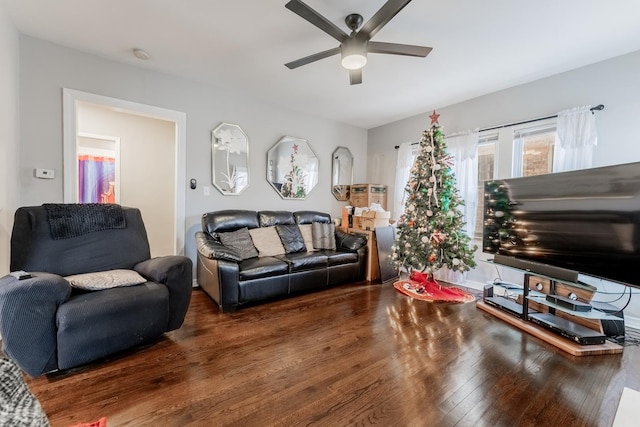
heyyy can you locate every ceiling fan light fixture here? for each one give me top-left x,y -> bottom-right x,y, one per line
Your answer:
341,38 -> 367,70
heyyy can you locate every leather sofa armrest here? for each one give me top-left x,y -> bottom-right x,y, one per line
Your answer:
335,229 -> 367,251
197,254 -> 240,313
0,273 -> 71,377
134,256 -> 193,331
195,231 -> 243,262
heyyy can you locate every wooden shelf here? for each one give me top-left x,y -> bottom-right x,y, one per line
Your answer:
477,301 -> 623,356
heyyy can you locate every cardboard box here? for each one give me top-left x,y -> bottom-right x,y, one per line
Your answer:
360,209 -> 390,230
361,210 -> 391,219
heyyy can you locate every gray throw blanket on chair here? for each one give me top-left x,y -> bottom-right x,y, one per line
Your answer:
44,203 -> 126,240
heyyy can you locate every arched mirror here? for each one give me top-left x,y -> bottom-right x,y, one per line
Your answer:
267,136 -> 318,199
211,122 -> 249,195
331,146 -> 353,201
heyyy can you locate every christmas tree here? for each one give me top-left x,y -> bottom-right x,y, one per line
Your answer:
391,111 -> 477,282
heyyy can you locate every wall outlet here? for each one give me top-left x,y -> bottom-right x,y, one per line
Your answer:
35,168 -> 55,179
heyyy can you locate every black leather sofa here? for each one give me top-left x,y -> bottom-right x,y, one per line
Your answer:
0,204 -> 192,377
195,210 -> 367,312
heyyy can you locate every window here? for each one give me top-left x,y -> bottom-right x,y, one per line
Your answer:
473,118 -> 558,237
513,122 -> 557,177
474,134 -> 497,238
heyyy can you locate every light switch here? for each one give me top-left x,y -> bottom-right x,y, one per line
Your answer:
35,168 -> 55,179
203,186 -> 210,196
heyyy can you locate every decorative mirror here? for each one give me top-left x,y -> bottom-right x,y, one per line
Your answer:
267,136 -> 319,199
211,122 -> 249,195
331,146 -> 353,201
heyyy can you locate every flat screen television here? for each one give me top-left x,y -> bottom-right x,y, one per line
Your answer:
483,161 -> 640,288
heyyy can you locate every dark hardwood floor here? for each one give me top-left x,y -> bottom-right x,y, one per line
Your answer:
25,283 -> 640,427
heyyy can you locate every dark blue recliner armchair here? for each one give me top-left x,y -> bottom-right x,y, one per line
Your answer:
0,204 -> 192,377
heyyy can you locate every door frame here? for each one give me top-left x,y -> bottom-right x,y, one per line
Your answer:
62,88 -> 187,255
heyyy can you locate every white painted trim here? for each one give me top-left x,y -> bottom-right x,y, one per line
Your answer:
62,88 -> 187,255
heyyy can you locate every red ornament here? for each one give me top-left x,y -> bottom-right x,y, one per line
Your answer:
408,221 -> 415,227
428,254 -> 436,262
429,110 -> 440,125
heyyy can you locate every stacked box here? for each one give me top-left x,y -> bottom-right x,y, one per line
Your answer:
349,184 -> 387,210
361,210 -> 391,230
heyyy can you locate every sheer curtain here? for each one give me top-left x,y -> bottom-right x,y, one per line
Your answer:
435,129 -> 479,284
393,142 -> 417,221
553,105 -> 598,172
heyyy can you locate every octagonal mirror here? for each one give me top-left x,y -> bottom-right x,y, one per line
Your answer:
211,122 -> 249,195
267,136 -> 318,199
331,146 -> 353,201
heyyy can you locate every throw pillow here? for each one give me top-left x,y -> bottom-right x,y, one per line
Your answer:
312,222 -> 336,250
249,227 -> 286,257
298,224 -> 316,252
65,269 -> 147,291
275,224 -> 306,254
218,227 -> 259,260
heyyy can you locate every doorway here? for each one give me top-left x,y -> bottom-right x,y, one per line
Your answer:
63,89 -> 186,256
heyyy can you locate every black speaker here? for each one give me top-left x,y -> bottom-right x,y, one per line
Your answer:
483,284 -> 494,300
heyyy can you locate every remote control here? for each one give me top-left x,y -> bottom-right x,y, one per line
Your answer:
9,270 -> 32,280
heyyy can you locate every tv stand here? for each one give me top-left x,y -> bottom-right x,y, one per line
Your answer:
477,271 -> 623,356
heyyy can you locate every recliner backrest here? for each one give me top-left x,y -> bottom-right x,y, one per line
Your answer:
10,205 -> 151,276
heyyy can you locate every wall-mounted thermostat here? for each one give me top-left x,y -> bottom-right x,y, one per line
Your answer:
35,168 -> 55,179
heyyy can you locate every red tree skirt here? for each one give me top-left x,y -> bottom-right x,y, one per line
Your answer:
393,271 -> 475,303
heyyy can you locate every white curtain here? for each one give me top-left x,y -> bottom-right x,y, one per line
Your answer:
445,129 -> 479,236
393,142 -> 417,221
553,105 -> 598,172
435,129 -> 479,285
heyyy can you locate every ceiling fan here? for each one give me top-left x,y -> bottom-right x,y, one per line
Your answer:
285,0 -> 432,85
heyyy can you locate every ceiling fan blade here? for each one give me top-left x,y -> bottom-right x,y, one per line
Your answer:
368,41 -> 432,57
285,0 -> 348,42
358,0 -> 412,41
349,69 -> 362,85
285,47 -> 341,69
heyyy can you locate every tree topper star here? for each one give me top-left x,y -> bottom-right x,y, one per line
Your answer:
429,110 -> 440,125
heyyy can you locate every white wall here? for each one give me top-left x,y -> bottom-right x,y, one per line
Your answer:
368,50 -> 640,324
78,104 -> 176,257
17,36 -> 368,273
0,5 -> 19,274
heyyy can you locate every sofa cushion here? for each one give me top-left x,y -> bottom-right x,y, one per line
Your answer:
276,224 -> 306,254
65,269 -> 147,291
322,250 -> 358,266
238,257 -> 289,280
312,222 -> 336,250
294,211 -> 331,225
276,252 -> 328,272
218,227 -> 259,260
201,210 -> 259,235
259,211 -> 295,227
249,227 -> 286,257
335,229 -> 367,251
56,283 -> 169,370
298,224 -> 316,252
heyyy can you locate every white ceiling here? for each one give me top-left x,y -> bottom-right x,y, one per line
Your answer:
3,0 -> 640,129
